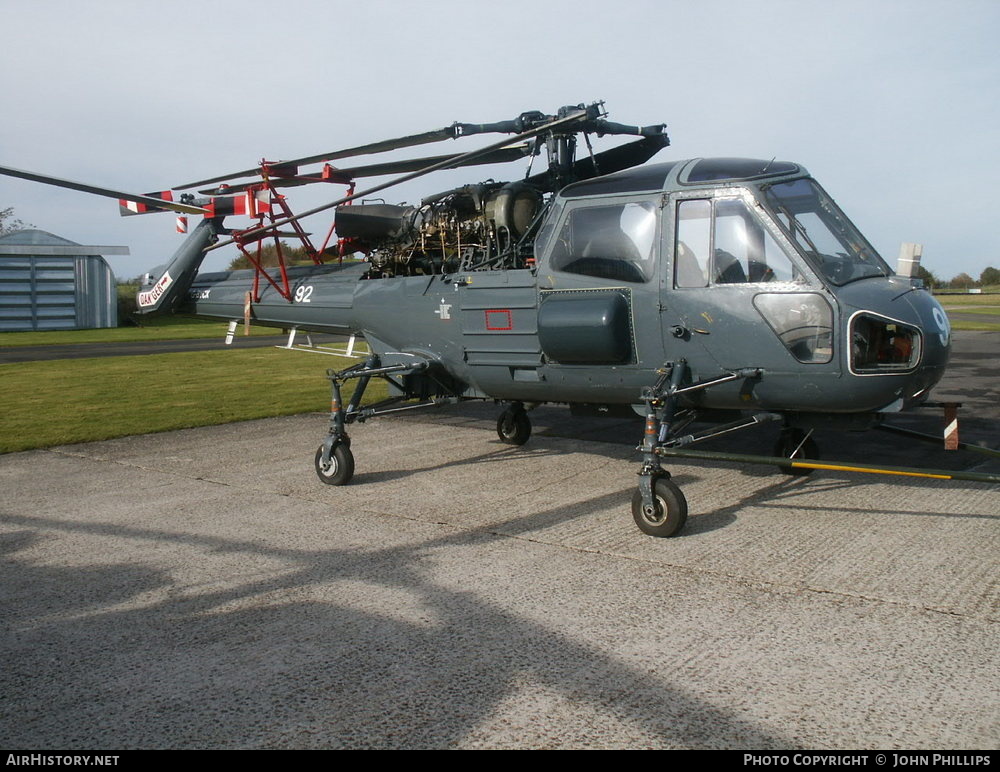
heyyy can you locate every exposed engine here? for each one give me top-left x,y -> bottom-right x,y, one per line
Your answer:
335,181 -> 545,278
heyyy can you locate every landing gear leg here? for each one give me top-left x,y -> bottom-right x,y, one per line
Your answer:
313,355 -> 456,487
497,402 -> 531,445
634,362 -> 689,537
315,356 -> 375,486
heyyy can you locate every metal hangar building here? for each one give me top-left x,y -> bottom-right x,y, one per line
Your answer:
0,229 -> 127,331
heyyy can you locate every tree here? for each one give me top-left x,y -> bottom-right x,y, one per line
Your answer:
0,206 -> 32,236
226,241 -> 311,271
979,266 -> 1000,287
948,272 -> 977,290
916,265 -> 939,288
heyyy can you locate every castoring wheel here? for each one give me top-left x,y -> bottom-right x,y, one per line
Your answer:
314,443 -> 355,486
773,429 -> 819,476
631,476 -> 688,537
496,406 -> 531,446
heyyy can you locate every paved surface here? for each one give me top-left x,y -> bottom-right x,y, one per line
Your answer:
1,335 -> 998,749
931,331 -> 1000,423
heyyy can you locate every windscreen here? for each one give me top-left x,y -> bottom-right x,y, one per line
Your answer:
762,178 -> 890,286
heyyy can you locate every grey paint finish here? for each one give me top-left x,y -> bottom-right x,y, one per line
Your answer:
135,158 -> 952,416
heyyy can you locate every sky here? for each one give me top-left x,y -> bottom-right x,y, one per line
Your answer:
1,0 -> 998,282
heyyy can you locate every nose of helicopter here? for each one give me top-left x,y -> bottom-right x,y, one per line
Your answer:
902,287 -> 952,403
906,286 -> 952,369
837,277 -> 952,408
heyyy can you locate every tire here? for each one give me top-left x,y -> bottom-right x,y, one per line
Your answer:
773,430 -> 819,476
314,443 -> 355,486
497,408 -> 531,446
631,476 -> 688,537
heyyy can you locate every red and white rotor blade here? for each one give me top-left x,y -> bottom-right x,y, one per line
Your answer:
0,164 -> 209,215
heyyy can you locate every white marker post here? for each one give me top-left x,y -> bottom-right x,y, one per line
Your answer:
897,242 -> 923,278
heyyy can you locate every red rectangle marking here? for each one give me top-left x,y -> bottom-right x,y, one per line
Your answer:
485,309 -> 513,330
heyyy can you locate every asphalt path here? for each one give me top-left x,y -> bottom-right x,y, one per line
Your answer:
946,311 -> 1000,325
1,333 -> 997,749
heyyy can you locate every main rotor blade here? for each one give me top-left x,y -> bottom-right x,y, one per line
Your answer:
197,145 -> 532,196
524,134 -> 670,192
206,108 -> 589,251
281,127 -> 463,170
0,164 -> 210,215
174,103 -> 658,192
173,126 -> 460,191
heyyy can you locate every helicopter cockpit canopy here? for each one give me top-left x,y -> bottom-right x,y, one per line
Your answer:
761,178 -> 892,286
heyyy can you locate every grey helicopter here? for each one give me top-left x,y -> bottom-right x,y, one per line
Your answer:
4,102 -> 994,537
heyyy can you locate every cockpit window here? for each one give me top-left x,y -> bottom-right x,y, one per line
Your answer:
762,178 -> 890,286
533,200 -> 561,259
685,157 -> 800,182
548,201 -> 656,283
674,197 -> 800,288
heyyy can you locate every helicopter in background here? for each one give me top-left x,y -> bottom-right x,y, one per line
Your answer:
4,101 -> 995,538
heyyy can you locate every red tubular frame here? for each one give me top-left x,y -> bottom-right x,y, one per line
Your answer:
229,162 -> 353,302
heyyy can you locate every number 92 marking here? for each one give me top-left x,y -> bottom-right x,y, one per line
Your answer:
294,285 -> 314,303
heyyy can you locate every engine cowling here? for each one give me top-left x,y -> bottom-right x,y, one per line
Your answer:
336,181 -> 543,278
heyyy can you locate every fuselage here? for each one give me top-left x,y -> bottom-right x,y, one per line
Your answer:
179,158 -> 951,416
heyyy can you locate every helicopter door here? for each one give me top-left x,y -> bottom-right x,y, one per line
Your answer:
538,197 -> 661,366
661,190 -> 836,379
531,196 -> 666,403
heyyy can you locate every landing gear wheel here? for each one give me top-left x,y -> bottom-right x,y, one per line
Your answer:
314,443 -> 355,486
497,407 -> 531,446
632,476 -> 688,537
773,430 -> 819,476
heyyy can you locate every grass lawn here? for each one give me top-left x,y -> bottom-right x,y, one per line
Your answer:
937,291 -> 1000,306
0,315 -> 279,347
936,291 -> 1000,331
0,348 -> 384,453
948,321 -> 1000,331
941,299 -> 1000,316
939,305 -> 1000,316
